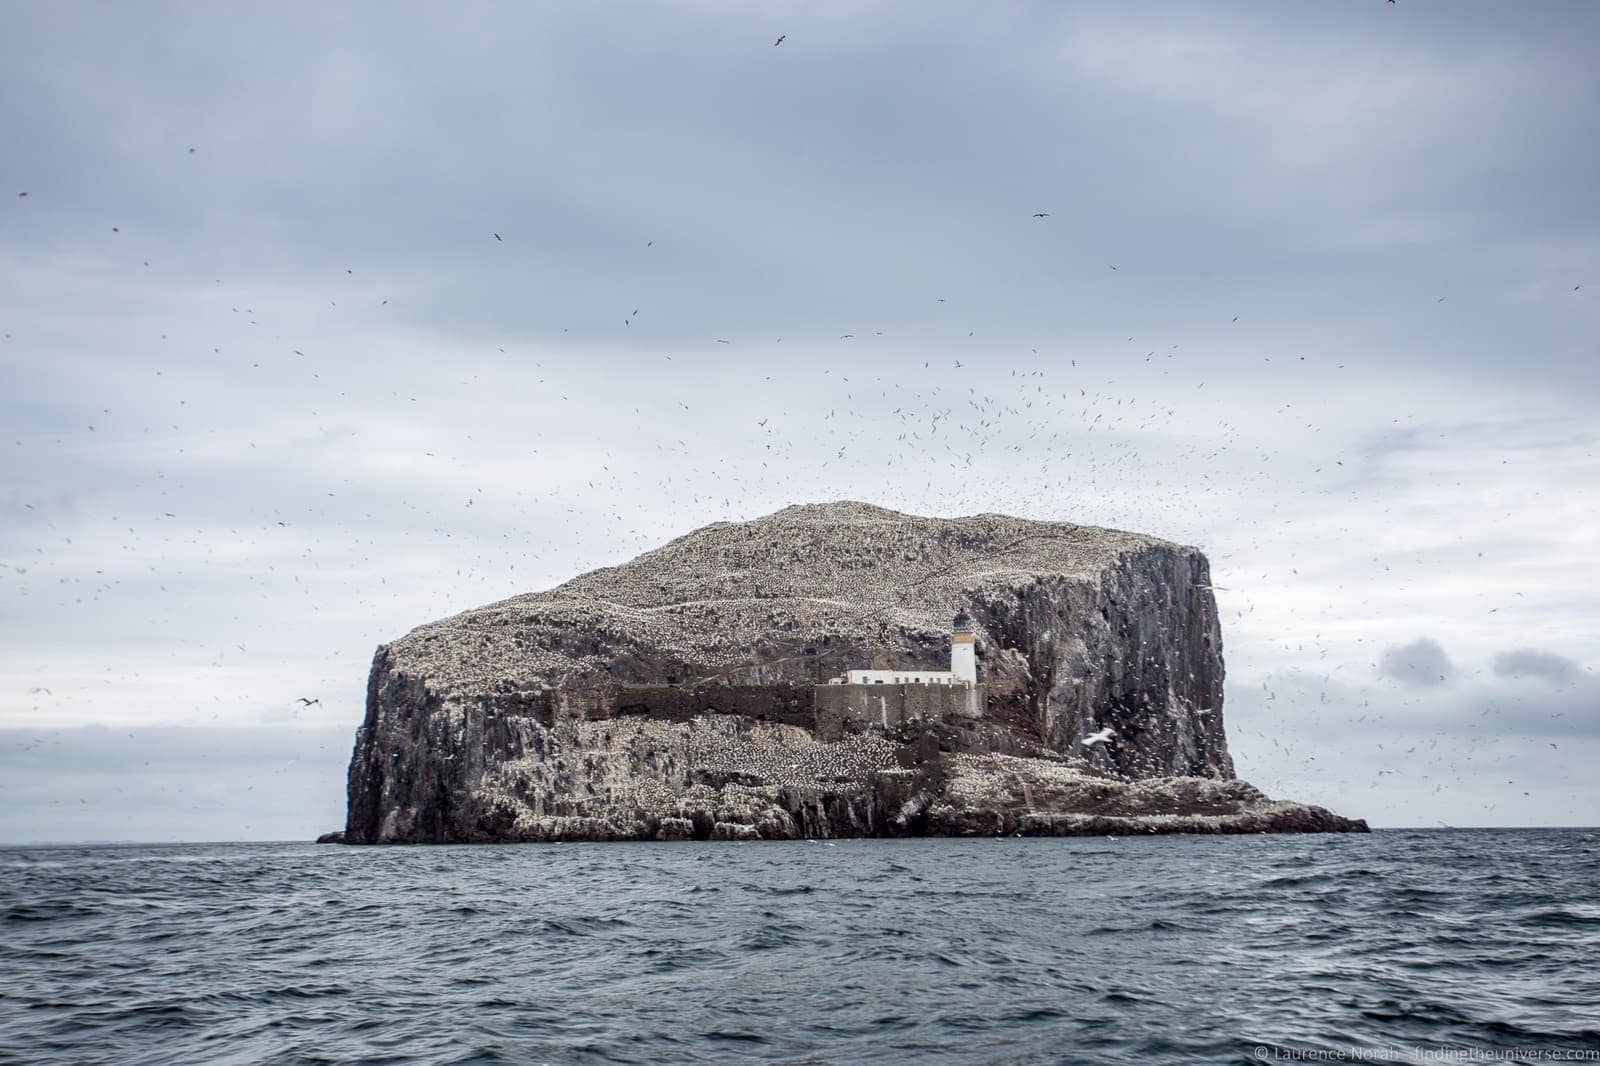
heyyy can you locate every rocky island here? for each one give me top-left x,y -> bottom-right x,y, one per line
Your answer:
331,501 -> 1366,843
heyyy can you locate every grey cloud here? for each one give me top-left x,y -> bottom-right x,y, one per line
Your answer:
0,726 -> 350,844
1247,665 -> 1600,744
1379,638 -> 1455,688
1227,665 -> 1599,827
2,1 -> 1598,837
1494,649 -> 1584,687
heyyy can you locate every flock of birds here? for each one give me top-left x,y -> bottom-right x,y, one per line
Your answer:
3,24 -> 1593,831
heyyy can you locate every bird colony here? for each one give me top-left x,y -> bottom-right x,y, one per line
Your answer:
387,500 -> 1166,698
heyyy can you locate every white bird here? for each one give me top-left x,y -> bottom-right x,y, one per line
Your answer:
1082,726 -> 1115,747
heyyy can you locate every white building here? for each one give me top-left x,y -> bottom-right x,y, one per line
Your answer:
828,612 -> 978,687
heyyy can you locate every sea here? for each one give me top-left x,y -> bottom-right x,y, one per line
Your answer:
2,830 -> 1597,1064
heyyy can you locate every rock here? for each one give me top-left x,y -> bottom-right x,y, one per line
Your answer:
340,501 -> 1365,842
315,830 -> 345,844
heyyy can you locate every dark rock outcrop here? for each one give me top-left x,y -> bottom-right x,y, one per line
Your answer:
341,502 -> 1365,842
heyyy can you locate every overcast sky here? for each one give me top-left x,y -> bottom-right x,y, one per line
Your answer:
2,2 -> 1596,842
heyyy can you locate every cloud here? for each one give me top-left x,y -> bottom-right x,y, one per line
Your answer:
1378,638 -> 1454,688
1226,661 -> 1600,828
1493,648 -> 1583,687
1,2 -> 1597,836
0,726 -> 350,843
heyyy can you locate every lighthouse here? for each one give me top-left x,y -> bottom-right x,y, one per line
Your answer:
815,611 -> 984,733
949,610 -> 977,686
825,613 -> 980,688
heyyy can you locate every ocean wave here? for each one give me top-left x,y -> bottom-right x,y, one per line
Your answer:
2,832 -> 1597,1063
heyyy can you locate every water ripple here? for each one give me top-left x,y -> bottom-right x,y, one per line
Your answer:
1,830 -> 1597,1063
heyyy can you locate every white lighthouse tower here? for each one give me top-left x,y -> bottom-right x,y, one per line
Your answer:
949,610 -> 977,686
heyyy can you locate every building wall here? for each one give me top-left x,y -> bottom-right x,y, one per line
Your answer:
842,669 -> 959,686
813,683 -> 983,740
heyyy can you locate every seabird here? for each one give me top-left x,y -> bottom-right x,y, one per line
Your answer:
773,34 -> 786,46
297,697 -> 321,707
1032,212 -> 1049,219
1082,726 -> 1115,747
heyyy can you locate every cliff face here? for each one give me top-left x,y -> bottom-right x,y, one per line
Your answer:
341,502 -> 1363,843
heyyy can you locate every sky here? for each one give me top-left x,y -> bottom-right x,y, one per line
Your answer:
2,1 -> 1596,842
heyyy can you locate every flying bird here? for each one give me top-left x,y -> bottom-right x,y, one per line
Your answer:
773,34 -> 786,46
494,233 -> 502,241
1032,212 -> 1049,219
297,697 -> 320,707
1082,727 -> 1115,747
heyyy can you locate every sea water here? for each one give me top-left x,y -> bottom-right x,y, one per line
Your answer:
2,830 -> 1597,1063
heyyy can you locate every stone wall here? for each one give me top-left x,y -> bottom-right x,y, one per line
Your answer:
813,683 -> 983,740
594,682 -> 815,727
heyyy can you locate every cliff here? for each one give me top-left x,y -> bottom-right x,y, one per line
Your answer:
339,501 -> 1365,842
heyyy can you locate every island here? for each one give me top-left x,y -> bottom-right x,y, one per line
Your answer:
327,501 -> 1366,843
